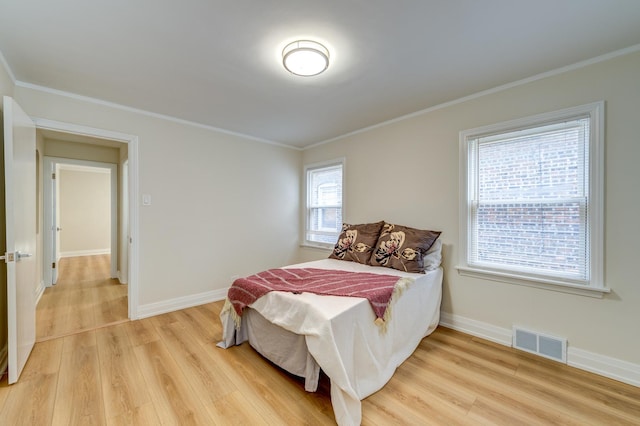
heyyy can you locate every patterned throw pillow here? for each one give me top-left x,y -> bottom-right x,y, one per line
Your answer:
369,223 -> 441,273
329,221 -> 385,264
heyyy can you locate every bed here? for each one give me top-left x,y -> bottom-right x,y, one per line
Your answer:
218,222 -> 443,425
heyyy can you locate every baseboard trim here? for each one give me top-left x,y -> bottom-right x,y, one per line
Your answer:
439,312 -> 512,346
439,311 -> 640,388
137,288 -> 228,319
568,347 -> 640,388
60,249 -> 110,258
35,280 -> 46,305
117,270 -> 128,284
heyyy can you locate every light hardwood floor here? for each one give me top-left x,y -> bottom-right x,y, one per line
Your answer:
36,255 -> 128,342
1,299 -> 639,425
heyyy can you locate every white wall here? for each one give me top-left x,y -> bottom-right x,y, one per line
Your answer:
59,168 -> 111,256
14,85 -> 302,308
300,51 -> 640,369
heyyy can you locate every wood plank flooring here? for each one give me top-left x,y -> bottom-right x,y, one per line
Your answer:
2,299 -> 639,425
36,255 -> 128,341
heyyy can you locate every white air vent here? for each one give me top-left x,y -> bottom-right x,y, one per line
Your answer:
513,326 -> 567,363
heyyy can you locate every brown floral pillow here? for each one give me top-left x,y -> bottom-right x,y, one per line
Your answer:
369,223 -> 441,273
329,221 -> 385,264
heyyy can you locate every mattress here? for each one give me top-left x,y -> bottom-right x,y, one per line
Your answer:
219,258 -> 443,426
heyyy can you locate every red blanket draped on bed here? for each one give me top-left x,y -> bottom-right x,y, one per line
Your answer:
227,268 -> 408,321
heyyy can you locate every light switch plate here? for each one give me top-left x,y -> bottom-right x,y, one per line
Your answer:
142,194 -> 151,206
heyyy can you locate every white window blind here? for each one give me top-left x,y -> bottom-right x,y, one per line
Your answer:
305,161 -> 343,246
459,102 -> 606,294
469,118 -> 589,281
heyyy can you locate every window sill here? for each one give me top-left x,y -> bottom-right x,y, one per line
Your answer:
456,266 -> 610,298
299,242 -> 333,251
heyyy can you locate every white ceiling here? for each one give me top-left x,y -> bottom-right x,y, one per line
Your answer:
2,1 -> 640,149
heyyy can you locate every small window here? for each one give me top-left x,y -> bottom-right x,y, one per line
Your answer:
458,103 -> 606,296
304,160 -> 344,247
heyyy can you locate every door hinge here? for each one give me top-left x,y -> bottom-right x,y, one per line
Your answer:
52,172 -> 56,179
1,252 -> 15,263
52,262 -> 56,269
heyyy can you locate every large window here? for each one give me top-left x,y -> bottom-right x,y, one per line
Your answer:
458,103 -> 606,296
304,160 -> 344,247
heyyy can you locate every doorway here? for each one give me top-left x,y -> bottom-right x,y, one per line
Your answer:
39,157 -> 124,340
33,118 -> 140,335
43,158 -> 118,284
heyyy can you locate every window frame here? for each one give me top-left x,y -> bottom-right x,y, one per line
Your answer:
302,158 -> 345,249
457,102 -> 608,297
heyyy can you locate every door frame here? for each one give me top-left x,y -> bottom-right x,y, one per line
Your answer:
120,159 -> 129,284
43,158 -> 118,284
34,118 -> 140,319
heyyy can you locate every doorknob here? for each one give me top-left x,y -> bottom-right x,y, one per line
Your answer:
56,227 -> 62,231
16,251 -> 33,261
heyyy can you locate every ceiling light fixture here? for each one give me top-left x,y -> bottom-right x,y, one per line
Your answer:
282,40 -> 329,77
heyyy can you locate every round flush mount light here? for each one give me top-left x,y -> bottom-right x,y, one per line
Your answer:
282,40 -> 329,77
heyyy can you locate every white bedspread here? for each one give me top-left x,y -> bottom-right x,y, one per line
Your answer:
219,259 -> 443,425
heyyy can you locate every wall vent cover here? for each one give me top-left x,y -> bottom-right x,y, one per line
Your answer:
513,326 -> 567,363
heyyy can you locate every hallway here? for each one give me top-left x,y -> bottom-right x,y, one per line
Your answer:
36,255 -> 128,341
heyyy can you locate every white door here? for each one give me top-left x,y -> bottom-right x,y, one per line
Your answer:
43,159 -> 62,285
52,163 -> 60,284
3,96 -> 37,384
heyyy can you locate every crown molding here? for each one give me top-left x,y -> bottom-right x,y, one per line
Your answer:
14,80 -> 300,151
305,43 -> 640,150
